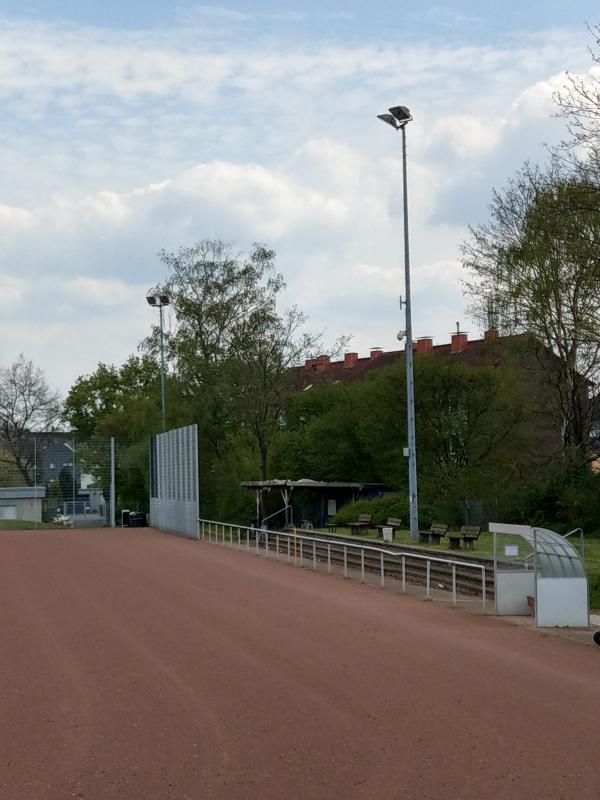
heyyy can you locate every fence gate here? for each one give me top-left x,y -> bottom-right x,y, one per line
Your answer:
149,424 -> 199,539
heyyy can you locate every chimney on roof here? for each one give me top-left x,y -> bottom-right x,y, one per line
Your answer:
315,354 -> 330,372
451,323 -> 468,353
370,347 -> 383,360
415,337 -> 433,353
484,328 -> 500,343
304,357 -> 317,369
344,352 -> 359,368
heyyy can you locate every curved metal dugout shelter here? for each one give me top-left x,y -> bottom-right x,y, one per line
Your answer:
490,522 -> 589,628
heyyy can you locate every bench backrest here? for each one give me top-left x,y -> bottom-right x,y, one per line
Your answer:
430,522 -> 448,534
461,525 -> 481,537
386,518 -> 402,527
357,513 -> 372,523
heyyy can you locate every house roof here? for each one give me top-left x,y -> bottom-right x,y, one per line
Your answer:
0,487 -> 46,500
241,480 -> 387,491
288,331 -> 511,390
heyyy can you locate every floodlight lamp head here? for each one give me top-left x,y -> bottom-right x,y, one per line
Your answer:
159,294 -> 170,306
388,105 -> 412,126
377,113 -> 400,129
146,295 -> 157,306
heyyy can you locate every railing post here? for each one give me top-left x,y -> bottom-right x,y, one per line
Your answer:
266,532 -> 269,556
327,544 -> 331,574
360,550 -> 365,583
229,525 -> 233,547
343,546 -> 347,578
238,528 -> 241,549
452,564 -> 457,607
482,567 -> 487,613
276,534 -> 280,560
299,539 -> 303,567
247,528 -> 250,551
256,529 -> 259,555
313,541 -> 317,570
402,555 -> 406,593
287,536 -> 291,563
380,552 -> 385,588
426,561 -> 431,599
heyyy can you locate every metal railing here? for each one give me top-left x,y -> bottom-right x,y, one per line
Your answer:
197,518 -> 488,612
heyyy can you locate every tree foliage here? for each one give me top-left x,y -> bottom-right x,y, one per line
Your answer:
462,162 -> 600,454
554,24 -> 600,173
149,239 -> 332,482
272,356 -> 528,523
0,355 -> 61,485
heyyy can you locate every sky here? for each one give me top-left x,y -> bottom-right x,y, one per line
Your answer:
0,1 -> 598,393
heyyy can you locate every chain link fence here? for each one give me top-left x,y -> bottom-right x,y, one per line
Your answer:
0,432 -> 115,529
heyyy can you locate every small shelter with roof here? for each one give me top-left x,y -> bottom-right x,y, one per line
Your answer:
240,479 -> 388,529
490,522 -> 589,628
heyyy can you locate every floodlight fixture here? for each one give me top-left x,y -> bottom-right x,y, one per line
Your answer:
388,105 -> 412,126
146,295 -> 157,306
377,113 -> 400,130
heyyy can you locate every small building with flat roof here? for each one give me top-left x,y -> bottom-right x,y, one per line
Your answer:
0,486 -> 46,523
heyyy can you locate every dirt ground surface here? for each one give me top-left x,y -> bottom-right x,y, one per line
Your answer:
1,527 -> 599,800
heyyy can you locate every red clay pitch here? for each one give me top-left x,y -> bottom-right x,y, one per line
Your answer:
1,527 -> 599,799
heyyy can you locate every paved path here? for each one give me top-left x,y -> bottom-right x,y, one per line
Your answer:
1,527 -> 599,799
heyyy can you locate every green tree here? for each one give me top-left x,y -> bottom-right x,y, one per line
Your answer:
462,163 -> 600,457
150,239 -> 333,484
0,355 -> 61,485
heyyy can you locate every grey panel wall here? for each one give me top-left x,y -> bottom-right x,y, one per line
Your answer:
149,424 -> 199,539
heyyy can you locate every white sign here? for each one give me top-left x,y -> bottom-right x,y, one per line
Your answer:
504,544 -> 519,557
382,527 -> 393,543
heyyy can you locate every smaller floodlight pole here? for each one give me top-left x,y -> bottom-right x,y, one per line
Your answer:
146,293 -> 170,431
377,105 -> 419,540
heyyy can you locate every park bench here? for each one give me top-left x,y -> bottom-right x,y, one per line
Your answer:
447,525 -> 482,550
419,522 -> 448,545
376,518 -> 403,539
461,525 -> 482,550
349,513 -> 372,535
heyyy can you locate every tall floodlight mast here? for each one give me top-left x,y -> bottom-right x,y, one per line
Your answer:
377,105 -> 419,541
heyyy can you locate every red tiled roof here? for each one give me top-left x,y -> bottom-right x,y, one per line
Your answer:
289,334 -> 514,390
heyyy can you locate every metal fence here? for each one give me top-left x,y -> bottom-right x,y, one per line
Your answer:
0,432 -> 115,529
149,424 -> 199,539
198,518 -> 488,611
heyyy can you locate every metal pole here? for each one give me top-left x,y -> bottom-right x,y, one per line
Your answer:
401,123 -> 419,541
72,435 -> 76,528
159,302 -> 166,431
110,437 -> 116,528
34,436 -> 37,531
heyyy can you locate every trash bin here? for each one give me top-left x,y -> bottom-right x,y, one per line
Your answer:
121,509 -> 131,527
129,512 -> 146,528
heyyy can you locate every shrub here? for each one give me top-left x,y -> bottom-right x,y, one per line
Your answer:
333,493 -> 454,529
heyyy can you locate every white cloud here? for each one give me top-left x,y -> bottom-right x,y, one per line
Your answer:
0,15 -> 595,391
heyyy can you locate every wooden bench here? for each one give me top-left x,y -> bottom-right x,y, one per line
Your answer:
376,517 -> 402,539
461,525 -> 482,550
419,522 -> 448,545
447,531 -> 462,549
348,513 -> 372,535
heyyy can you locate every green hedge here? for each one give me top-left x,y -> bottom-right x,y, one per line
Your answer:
333,494 -> 450,529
